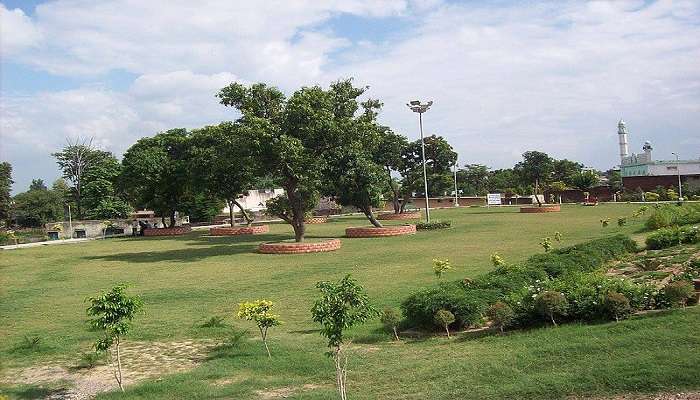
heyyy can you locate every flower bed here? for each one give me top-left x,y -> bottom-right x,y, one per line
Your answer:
304,217 -> 328,224
210,225 -> 270,236
258,239 -> 341,254
519,204 -> 561,213
143,226 -> 192,236
345,225 -> 416,238
377,211 -> 421,220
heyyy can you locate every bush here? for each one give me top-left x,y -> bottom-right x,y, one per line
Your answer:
662,281 -> 695,307
645,203 -> 700,230
416,220 -> 452,230
646,226 -> 700,250
534,291 -> 568,326
380,307 -> 401,340
603,292 -> 631,321
434,309 -> 455,337
401,281 -> 496,329
644,192 -> 660,202
486,302 -> 514,333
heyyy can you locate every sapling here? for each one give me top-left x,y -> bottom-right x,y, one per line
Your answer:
311,275 -> 377,400
434,309 -> 455,337
534,291 -> 568,326
432,258 -> 452,279
554,231 -> 562,242
486,302 -> 514,333
539,237 -> 552,253
600,218 -> 610,227
86,284 -> 143,392
380,307 -> 401,341
617,217 -> 627,227
490,253 -> 506,268
237,300 -> 282,358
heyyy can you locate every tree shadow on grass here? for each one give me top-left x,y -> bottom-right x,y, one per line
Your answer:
2,384 -> 69,400
82,243 -> 262,263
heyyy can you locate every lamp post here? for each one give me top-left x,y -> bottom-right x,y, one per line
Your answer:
407,100 -> 433,223
453,159 -> 459,207
671,152 -> 683,200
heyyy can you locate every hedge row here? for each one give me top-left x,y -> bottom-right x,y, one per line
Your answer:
416,220 -> 452,230
645,203 -> 700,230
401,234 -> 647,331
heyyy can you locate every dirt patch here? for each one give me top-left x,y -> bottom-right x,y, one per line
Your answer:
606,246 -> 700,287
1,339 -> 218,400
255,384 -> 325,399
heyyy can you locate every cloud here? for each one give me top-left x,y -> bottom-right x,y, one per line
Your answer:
0,4 -> 43,56
1,0 -> 699,192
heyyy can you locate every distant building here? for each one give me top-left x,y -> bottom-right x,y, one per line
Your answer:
617,120 -> 700,192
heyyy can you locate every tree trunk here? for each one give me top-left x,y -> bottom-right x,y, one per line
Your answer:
393,326 -> 399,341
260,327 -> 271,358
550,314 -> 557,327
334,346 -> 347,400
228,199 -> 236,227
116,337 -> 124,392
534,178 -> 543,206
445,324 -> 450,338
292,220 -> 305,242
170,211 -> 176,228
363,206 -> 383,228
386,168 -> 400,214
232,199 -> 253,226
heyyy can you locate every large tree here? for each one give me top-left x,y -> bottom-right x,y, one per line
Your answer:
570,170 -> 600,192
120,129 -> 191,227
514,151 -> 554,206
218,79 -> 373,242
0,162 -> 13,226
552,159 -> 583,186
53,138 -> 95,219
12,184 -> 64,227
373,129 -> 409,214
457,164 -> 490,196
189,122 -> 259,226
81,150 -> 132,220
401,135 -> 457,197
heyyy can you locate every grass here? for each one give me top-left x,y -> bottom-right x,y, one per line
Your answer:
1,203 -> 698,399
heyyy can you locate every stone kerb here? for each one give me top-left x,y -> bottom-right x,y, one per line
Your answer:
210,225 -> 270,236
345,225 -> 417,238
143,226 -> 192,236
258,239 -> 341,254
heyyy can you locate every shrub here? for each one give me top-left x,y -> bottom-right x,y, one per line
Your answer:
617,217 -> 627,227
201,315 -> 226,328
539,237 -> 552,252
380,307 -> 401,340
434,309 -> 455,337
645,226 -> 700,250
645,209 -> 674,230
663,281 -> 695,308
600,218 -> 610,227
486,302 -> 514,333
644,192 -> 660,202
645,203 -> 700,230
603,292 -> 631,322
416,220 -> 451,230
534,291 -> 568,326
490,253 -> 506,268
401,282 -> 495,329
432,258 -> 452,279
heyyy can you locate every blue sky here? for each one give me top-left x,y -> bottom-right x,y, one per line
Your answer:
1,0 -> 699,193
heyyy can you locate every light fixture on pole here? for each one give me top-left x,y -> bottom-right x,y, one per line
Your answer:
453,158 -> 459,207
671,152 -> 683,200
407,100 -> 433,222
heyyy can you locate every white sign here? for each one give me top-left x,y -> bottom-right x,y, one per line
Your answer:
487,193 -> 502,206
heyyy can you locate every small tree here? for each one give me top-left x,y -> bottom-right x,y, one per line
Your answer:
237,300 -> 282,358
486,302 -> 514,333
554,231 -> 562,242
380,307 -> 401,341
539,237 -> 553,252
490,253 -> 506,268
600,218 -> 610,227
664,281 -> 694,308
617,217 -> 627,227
434,309 -> 455,337
432,258 -> 452,279
534,291 -> 568,326
311,275 -> 377,400
603,292 -> 631,322
86,284 -> 143,392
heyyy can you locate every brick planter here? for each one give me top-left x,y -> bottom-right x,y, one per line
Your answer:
258,239 -> 341,254
305,217 -> 328,224
210,225 -> 270,236
377,211 -> 421,220
345,225 -> 417,238
143,226 -> 192,236
519,204 -> 561,213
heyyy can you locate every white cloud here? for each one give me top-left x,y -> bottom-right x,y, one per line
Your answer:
0,4 -> 42,56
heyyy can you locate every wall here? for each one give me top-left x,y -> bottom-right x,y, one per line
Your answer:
622,174 -> 700,192
46,216 -> 188,239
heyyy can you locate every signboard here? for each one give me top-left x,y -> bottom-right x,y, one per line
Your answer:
487,193 -> 502,206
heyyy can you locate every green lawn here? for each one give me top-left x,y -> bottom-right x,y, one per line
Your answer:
1,204 -> 699,399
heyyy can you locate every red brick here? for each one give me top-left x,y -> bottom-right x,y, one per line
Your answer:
210,225 -> 270,236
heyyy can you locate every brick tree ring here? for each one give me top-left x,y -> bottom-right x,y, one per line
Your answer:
345,225 -> 417,238
519,204 -> 561,213
143,226 -> 192,236
258,239 -> 342,254
304,217 -> 328,224
210,225 -> 270,236
377,212 -> 422,220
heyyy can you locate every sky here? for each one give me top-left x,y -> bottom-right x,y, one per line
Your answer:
1,0 -> 699,193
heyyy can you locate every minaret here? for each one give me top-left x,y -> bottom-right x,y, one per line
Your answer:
618,119 -> 629,164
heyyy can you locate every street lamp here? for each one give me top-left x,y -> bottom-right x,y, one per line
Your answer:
671,152 -> 683,200
407,100 -> 433,222
453,158 -> 459,207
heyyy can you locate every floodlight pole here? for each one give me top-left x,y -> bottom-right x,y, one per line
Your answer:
453,159 -> 459,207
672,152 -> 682,200
407,100 -> 433,223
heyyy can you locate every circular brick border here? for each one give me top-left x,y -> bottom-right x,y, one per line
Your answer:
377,211 -> 421,220
143,226 -> 192,236
519,204 -> 561,213
210,225 -> 270,236
305,217 -> 328,224
345,225 -> 416,238
258,239 -> 341,254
